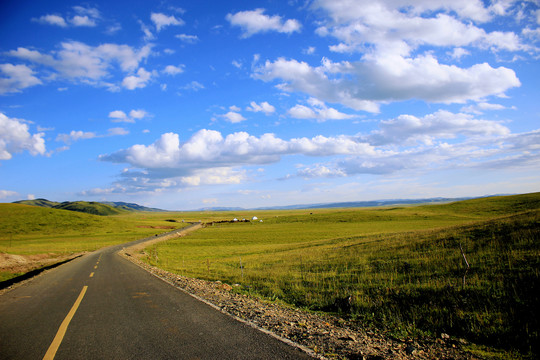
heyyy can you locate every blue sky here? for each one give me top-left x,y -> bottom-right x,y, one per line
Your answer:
1,0 -> 539,210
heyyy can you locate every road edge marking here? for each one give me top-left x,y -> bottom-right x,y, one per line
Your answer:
43,285 -> 88,360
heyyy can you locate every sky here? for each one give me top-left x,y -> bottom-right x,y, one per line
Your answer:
1,0 -> 539,210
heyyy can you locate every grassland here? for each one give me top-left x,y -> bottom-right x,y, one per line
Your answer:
143,193 -> 540,359
0,203 -> 190,281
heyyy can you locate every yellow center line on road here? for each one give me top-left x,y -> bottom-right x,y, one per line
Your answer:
94,265 -> 98,269
42,285 -> 88,360
89,272 -> 94,278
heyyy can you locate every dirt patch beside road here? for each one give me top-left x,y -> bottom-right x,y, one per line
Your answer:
0,252 -> 84,275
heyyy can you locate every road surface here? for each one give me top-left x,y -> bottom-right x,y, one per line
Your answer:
0,234 -> 313,359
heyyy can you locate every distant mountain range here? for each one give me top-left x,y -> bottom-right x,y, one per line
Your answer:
13,195 -> 507,215
13,199 -> 164,216
196,196 -> 487,211
256,197 -> 476,210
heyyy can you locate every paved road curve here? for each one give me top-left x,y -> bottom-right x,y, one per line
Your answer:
0,235 -> 313,359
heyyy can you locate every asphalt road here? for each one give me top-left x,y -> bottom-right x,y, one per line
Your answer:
0,235 -> 313,359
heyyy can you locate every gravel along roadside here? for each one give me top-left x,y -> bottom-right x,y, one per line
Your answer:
120,251 -> 479,360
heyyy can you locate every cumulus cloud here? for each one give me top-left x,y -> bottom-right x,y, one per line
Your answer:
246,101 -> 275,115
56,130 -> 97,144
0,190 -> 18,199
33,14 -> 68,27
254,56 -> 520,112
100,129 -> 375,171
33,6 -> 100,28
366,110 -> 510,146
7,42 -> 152,90
288,98 -> 356,121
151,13 -> 184,32
0,63 -> 42,94
0,113 -> 46,160
249,0 -> 526,114
305,129 -> 540,178
122,68 -> 154,90
98,104 -> 540,192
163,64 -> 184,75
226,8 -> 301,38
221,111 -> 247,123
71,15 -> 96,27
312,0 -> 526,56
109,109 -> 149,123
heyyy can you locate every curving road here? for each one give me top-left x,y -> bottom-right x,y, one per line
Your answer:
0,232 -> 313,359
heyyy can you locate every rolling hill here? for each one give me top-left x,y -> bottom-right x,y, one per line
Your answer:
13,199 -> 165,216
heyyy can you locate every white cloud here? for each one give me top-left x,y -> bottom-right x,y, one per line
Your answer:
288,98 -> 356,121
448,47 -> 470,60
0,113 -> 46,160
56,127 -> 129,145
180,168 -> 246,186
182,81 -> 204,91
130,109 -> 149,119
366,110 -> 510,146
100,129 -> 375,172
254,56 -> 520,113
297,165 -> 346,178
34,14 -> 68,27
122,68 -> 153,90
99,111 -> 540,192
34,6 -> 100,28
226,8 -> 301,38
109,109 -> 149,123
175,34 -> 199,43
151,13 -> 184,32
7,42 -> 152,90
109,110 -> 129,122
0,63 -> 42,94
315,129 -> 540,177
222,111 -> 247,123
246,101 -> 275,115
312,0 -> 525,56
56,130 -> 97,144
139,21 -> 155,40
0,190 -> 18,199
461,102 -> 508,114
163,65 -> 184,75
70,15 -> 96,27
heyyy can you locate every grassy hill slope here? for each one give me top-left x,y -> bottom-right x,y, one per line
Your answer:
13,198 -> 60,208
53,201 -> 126,216
0,203 -> 187,256
13,199 -> 164,215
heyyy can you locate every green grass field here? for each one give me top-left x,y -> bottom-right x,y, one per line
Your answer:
0,203 -> 192,281
143,193 -> 540,359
